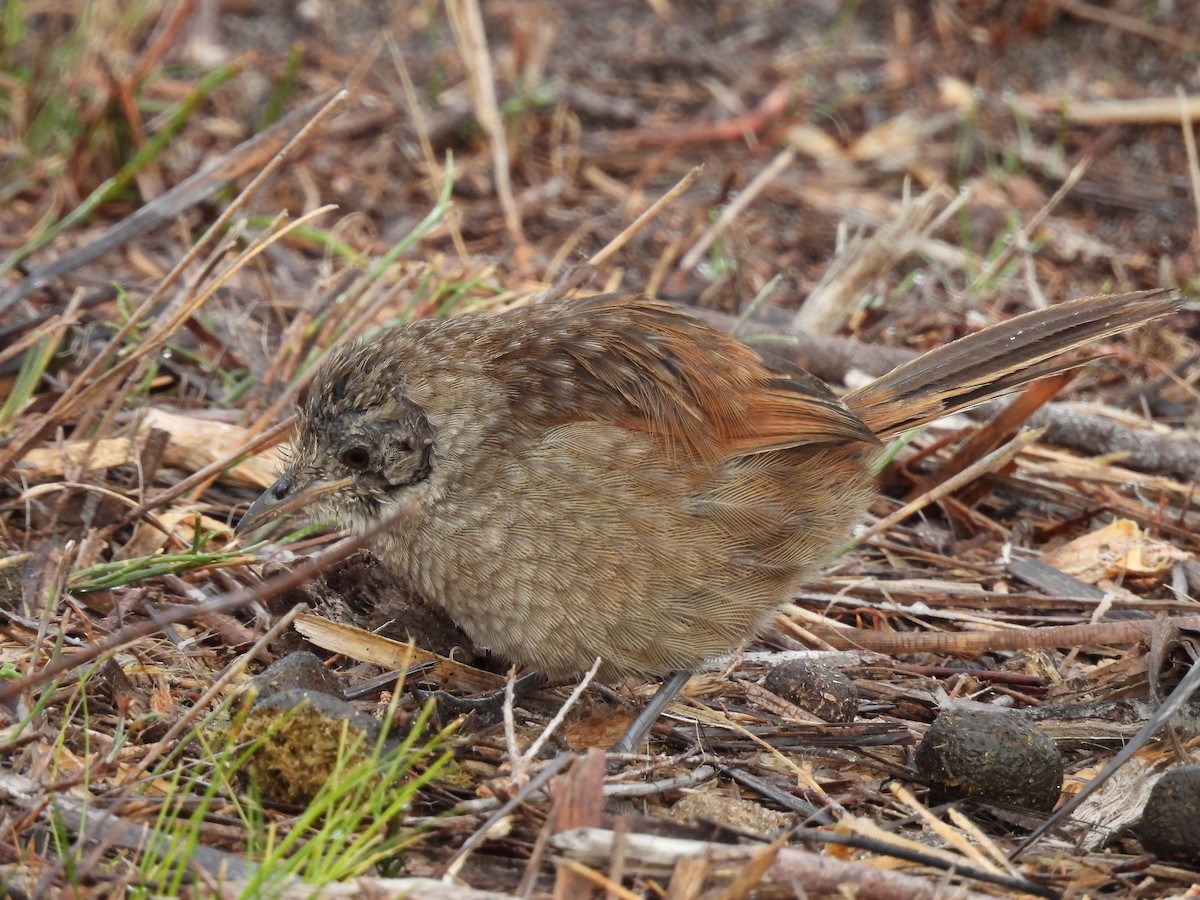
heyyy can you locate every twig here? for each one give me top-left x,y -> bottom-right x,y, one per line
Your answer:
679,147 -> 795,273
553,827 -> 1012,900
588,166 -> 702,269
795,184 -> 968,334
1051,0 -> 1199,53
1018,93 -> 1200,126
1179,87 -> 1200,242
0,532 -> 372,709
446,0 -> 528,264
889,783 -> 1010,877
810,613 -> 1200,656
963,157 -> 1089,297
441,752 -> 575,880
555,860 -> 640,899
603,765 -> 716,798
859,429 -> 1045,541
603,82 -> 793,150
527,656 -> 601,760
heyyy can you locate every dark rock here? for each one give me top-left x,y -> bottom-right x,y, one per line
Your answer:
249,650 -> 343,702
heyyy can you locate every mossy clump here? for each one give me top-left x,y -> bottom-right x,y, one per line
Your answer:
240,688 -> 382,805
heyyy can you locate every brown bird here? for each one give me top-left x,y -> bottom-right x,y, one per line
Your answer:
238,290 -> 1178,750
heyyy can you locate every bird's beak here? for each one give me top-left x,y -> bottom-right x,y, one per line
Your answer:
236,473 -> 354,535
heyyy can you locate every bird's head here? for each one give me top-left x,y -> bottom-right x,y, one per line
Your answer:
235,321 -> 497,537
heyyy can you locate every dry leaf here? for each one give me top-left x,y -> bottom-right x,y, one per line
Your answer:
16,438 -> 139,479
1042,518 -> 1189,583
563,712 -> 636,751
294,614 -> 505,692
15,408 -> 284,488
144,409 -> 283,488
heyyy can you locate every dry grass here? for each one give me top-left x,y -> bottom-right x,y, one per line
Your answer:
2,1 -> 1200,896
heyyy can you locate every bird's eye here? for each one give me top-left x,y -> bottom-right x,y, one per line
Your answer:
340,446 -> 371,469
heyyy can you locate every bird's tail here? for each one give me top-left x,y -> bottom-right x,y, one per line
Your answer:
844,289 -> 1180,440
